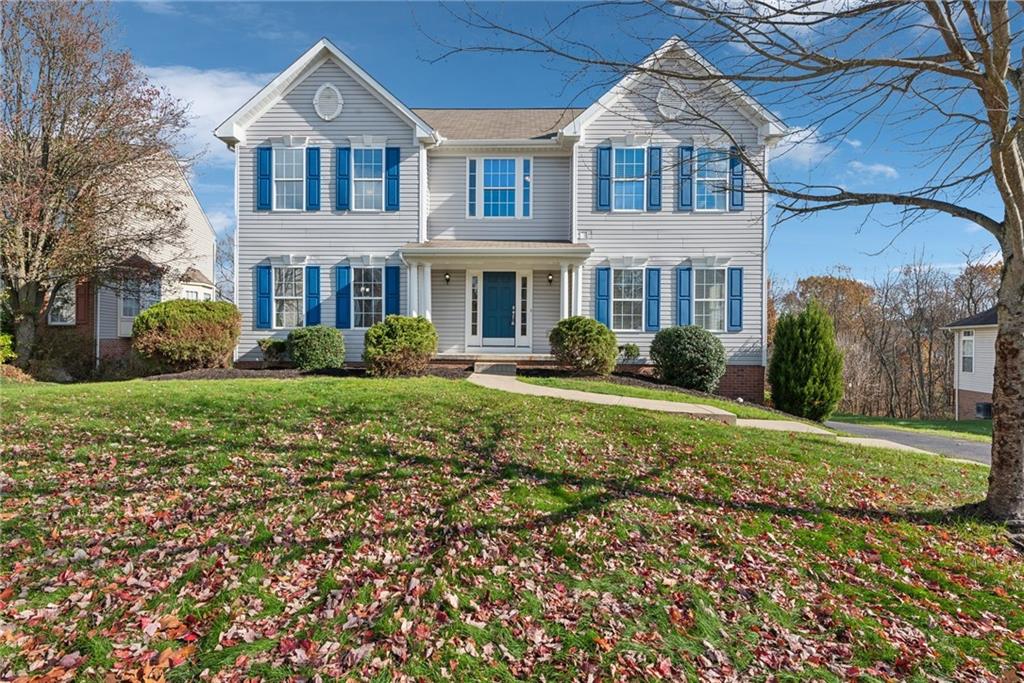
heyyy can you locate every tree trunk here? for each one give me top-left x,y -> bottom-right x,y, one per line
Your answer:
13,314 -> 36,370
987,251 -> 1024,526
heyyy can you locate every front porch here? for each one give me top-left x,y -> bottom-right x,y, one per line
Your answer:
401,240 -> 592,357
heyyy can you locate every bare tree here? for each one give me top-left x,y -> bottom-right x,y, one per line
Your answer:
0,0 -> 190,366
433,1 -> 1024,526
215,229 -> 235,302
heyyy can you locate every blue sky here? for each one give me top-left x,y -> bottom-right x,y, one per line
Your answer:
113,1 -> 1000,284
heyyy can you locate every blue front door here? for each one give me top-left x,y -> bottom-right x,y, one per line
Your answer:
482,271 -> 516,344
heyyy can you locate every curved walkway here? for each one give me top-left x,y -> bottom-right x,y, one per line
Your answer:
827,421 -> 991,465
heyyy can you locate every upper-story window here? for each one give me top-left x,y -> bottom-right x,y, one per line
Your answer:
694,268 -> 726,332
468,157 -> 532,218
273,147 -> 305,211
273,266 -> 304,328
961,330 -> 974,373
353,147 -> 384,211
612,268 -> 644,331
613,147 -> 645,211
695,148 -> 728,211
48,284 -> 76,326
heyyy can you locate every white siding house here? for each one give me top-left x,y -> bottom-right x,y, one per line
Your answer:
946,307 -> 998,420
215,37 -> 786,400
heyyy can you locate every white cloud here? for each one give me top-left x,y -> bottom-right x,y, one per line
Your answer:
773,127 -> 831,168
847,160 -> 899,180
206,210 -> 235,235
135,1 -> 180,16
843,138 -> 862,149
145,65 -> 274,168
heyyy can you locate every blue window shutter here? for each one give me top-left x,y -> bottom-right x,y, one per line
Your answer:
467,159 -> 477,216
257,147 -> 272,211
729,146 -> 744,211
595,267 -> 611,327
678,146 -> 693,211
306,147 -> 320,211
335,265 -> 351,329
647,147 -> 662,211
676,267 -> 692,326
256,265 -> 272,329
305,266 -> 321,325
728,267 -> 743,332
596,146 -> 611,211
385,265 -> 400,315
336,147 -> 351,211
645,268 -> 661,331
385,147 -> 400,211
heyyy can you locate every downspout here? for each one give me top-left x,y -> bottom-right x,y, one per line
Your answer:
761,145 -> 770,368
93,282 -> 100,370
954,330 -> 960,421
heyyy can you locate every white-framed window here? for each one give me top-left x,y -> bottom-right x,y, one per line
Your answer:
612,268 -> 644,331
468,157 -> 532,219
48,284 -> 76,326
352,147 -> 384,211
273,147 -> 305,211
695,148 -> 728,211
470,274 -> 480,337
961,330 -> 975,373
273,266 -> 304,328
184,290 -> 199,301
613,147 -> 646,211
121,280 -> 160,318
694,268 -> 727,332
352,266 -> 383,329
203,292 -> 213,301
483,158 -> 516,217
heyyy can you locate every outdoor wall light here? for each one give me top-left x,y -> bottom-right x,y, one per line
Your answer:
547,273 -> 554,285
444,272 -> 451,284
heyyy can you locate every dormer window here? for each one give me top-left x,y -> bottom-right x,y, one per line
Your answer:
613,147 -> 645,211
273,147 -> 305,210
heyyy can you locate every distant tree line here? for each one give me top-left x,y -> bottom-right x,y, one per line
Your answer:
770,254 -> 1000,420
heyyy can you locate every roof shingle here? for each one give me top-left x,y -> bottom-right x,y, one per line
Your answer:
946,306 -> 998,328
412,108 -> 584,141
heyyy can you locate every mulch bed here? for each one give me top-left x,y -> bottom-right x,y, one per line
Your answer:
145,364 -> 472,382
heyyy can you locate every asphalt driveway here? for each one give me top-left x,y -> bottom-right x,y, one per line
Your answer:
826,421 -> 991,465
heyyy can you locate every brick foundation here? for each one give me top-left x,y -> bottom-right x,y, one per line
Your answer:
957,388 -> 993,420
99,338 -> 132,360
717,365 -> 766,403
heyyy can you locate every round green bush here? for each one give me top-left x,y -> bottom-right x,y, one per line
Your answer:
132,300 -> 241,373
549,316 -> 618,375
768,300 -> 844,422
0,333 -> 15,364
287,325 -> 346,371
363,315 -> 438,377
649,325 -> 726,392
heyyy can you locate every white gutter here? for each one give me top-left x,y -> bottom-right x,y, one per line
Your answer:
402,245 -> 592,258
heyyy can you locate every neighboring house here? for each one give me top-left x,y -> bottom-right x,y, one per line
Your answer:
946,307 -> 997,420
215,37 -> 786,400
43,164 -> 217,365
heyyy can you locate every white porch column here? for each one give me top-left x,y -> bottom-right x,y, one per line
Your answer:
573,265 -> 583,316
560,263 -> 570,319
422,263 -> 432,321
408,262 -> 419,316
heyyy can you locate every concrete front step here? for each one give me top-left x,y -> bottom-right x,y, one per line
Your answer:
473,362 -> 518,376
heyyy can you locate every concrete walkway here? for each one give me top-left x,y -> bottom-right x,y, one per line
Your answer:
468,372 -> 946,457
828,421 -> 991,464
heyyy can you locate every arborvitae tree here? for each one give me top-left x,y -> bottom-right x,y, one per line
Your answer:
769,300 -> 844,422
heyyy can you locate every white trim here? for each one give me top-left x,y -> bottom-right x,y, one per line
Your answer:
271,265 -> 305,330
351,265 -> 385,329
560,37 -> 786,143
271,145 -> 306,212
417,144 -> 428,242
570,143 -> 579,243
465,270 -> 481,347
464,269 -> 533,350
694,147 -> 729,213
611,146 -> 647,212
47,283 -> 76,326
465,156 -> 534,220
313,82 -> 344,121
214,39 -> 437,146
610,267 -> 645,332
350,146 -> 385,213
960,329 -> 975,374
694,267 -> 727,333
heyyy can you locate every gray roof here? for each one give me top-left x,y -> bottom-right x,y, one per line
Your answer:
946,306 -> 998,329
181,266 -> 214,287
412,108 -> 584,140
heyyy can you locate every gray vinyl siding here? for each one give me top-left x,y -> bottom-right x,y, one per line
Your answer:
575,72 -> 766,365
959,328 -> 996,394
96,286 -> 118,340
426,154 -> 570,241
432,269 -> 466,353
531,270 -> 560,353
235,58 -> 420,362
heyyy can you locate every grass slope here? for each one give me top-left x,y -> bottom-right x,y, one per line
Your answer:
1,377 -> 1021,681
519,376 -> 782,420
833,413 -> 993,443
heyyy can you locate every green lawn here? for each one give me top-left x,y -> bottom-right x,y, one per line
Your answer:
519,375 -> 784,420
832,413 -> 993,443
1,377 -> 1021,681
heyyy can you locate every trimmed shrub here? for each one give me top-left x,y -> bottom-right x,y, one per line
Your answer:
287,325 -> 346,371
132,300 -> 241,373
768,300 -> 844,422
649,326 -> 727,393
619,343 -> 640,363
258,338 -> 289,366
0,333 -> 14,364
549,316 -> 618,375
31,328 -> 95,381
363,315 -> 438,377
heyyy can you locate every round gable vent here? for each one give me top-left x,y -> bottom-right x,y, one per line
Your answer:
313,83 -> 343,121
656,86 -> 686,121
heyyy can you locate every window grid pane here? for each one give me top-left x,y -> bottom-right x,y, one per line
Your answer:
520,276 -> 528,337
694,268 -> 726,331
470,275 -> 479,336
353,148 -> 384,211
612,269 -> 643,331
696,148 -> 728,211
483,158 -> 516,217
273,267 -> 304,328
274,148 -> 304,210
613,147 -> 645,210
50,285 -> 76,324
353,267 -> 384,328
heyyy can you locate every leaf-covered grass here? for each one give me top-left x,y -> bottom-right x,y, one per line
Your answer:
2,377 -> 1021,681
832,413 -> 993,443
519,375 -> 784,420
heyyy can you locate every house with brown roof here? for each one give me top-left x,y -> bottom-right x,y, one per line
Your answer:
946,307 -> 998,420
215,37 -> 786,400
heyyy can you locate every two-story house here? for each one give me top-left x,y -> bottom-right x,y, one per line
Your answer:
215,37 -> 785,400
